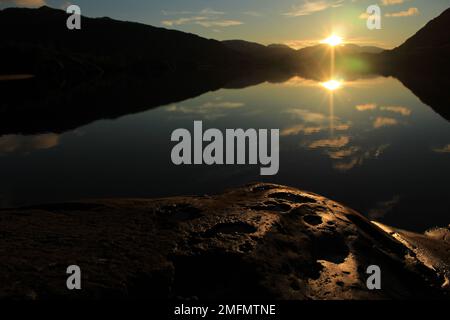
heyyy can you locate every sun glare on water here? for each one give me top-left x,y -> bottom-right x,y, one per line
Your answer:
322,35 -> 343,47
321,80 -> 343,91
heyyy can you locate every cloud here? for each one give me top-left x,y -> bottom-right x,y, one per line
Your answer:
335,123 -> 351,131
362,1 -> 414,19
59,1 -> 72,10
281,122 -> 349,137
242,11 -> 263,17
373,117 -> 398,128
199,8 -> 225,15
281,77 -> 318,87
292,104 -> 391,171
381,0 -> 406,6
380,106 -> 411,116
368,195 -> 401,219
162,8 -> 225,16
332,144 -> 390,171
284,39 -> 320,49
433,144 -> 450,153
356,103 -> 377,111
201,102 -> 244,109
281,124 -> 323,136
0,0 -> 46,7
283,108 -> 350,137
309,136 -> 350,149
326,146 -> 360,159
355,104 -> 411,116
165,101 -> 244,120
283,0 -> 344,17
162,17 -> 242,28
196,20 -> 243,27
162,10 -> 194,15
359,12 -> 371,20
385,7 -> 419,17
286,109 -> 327,123
0,133 -> 59,154
161,7 -> 242,28
162,16 -> 208,27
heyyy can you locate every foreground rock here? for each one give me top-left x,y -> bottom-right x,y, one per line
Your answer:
0,183 -> 448,300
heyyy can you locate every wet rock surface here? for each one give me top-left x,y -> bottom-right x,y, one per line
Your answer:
0,183 -> 448,300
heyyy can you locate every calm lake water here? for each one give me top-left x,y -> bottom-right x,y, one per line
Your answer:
0,76 -> 449,231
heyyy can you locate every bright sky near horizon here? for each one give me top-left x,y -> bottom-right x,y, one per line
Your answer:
1,0 -> 449,49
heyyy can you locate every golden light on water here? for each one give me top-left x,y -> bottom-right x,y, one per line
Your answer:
321,34 -> 343,47
321,80 -> 343,91
320,31 -> 344,135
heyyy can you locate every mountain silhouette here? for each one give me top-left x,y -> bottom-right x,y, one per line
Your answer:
0,6 -> 251,80
394,8 -> 450,53
297,43 -> 384,56
0,5 -> 449,135
222,40 -> 298,67
377,7 -> 450,121
380,7 -> 450,73
223,40 -> 383,67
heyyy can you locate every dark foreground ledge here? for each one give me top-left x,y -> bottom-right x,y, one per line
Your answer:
0,183 -> 448,300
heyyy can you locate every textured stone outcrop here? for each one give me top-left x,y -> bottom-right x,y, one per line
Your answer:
0,183 -> 448,300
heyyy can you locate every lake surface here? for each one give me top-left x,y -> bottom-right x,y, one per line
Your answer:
0,75 -> 449,231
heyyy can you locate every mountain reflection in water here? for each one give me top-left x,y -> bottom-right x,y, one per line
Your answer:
0,70 -> 449,232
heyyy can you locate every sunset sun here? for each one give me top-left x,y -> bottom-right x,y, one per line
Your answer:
322,34 -> 343,47
321,80 -> 343,91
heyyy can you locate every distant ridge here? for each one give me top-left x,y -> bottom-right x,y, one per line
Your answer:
222,40 -> 298,67
0,6 -> 247,77
223,40 -> 384,57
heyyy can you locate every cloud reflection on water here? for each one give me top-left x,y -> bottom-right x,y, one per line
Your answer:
0,133 -> 59,155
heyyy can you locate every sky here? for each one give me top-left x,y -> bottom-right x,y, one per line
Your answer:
1,0 -> 449,49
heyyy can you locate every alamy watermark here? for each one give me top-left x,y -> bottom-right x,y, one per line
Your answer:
366,265 -> 381,290
66,265 -> 82,290
171,121 -> 280,176
366,5 -> 382,30
66,5 -> 81,30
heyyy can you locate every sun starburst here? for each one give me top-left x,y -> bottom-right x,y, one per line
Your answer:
321,80 -> 343,91
322,35 -> 343,47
